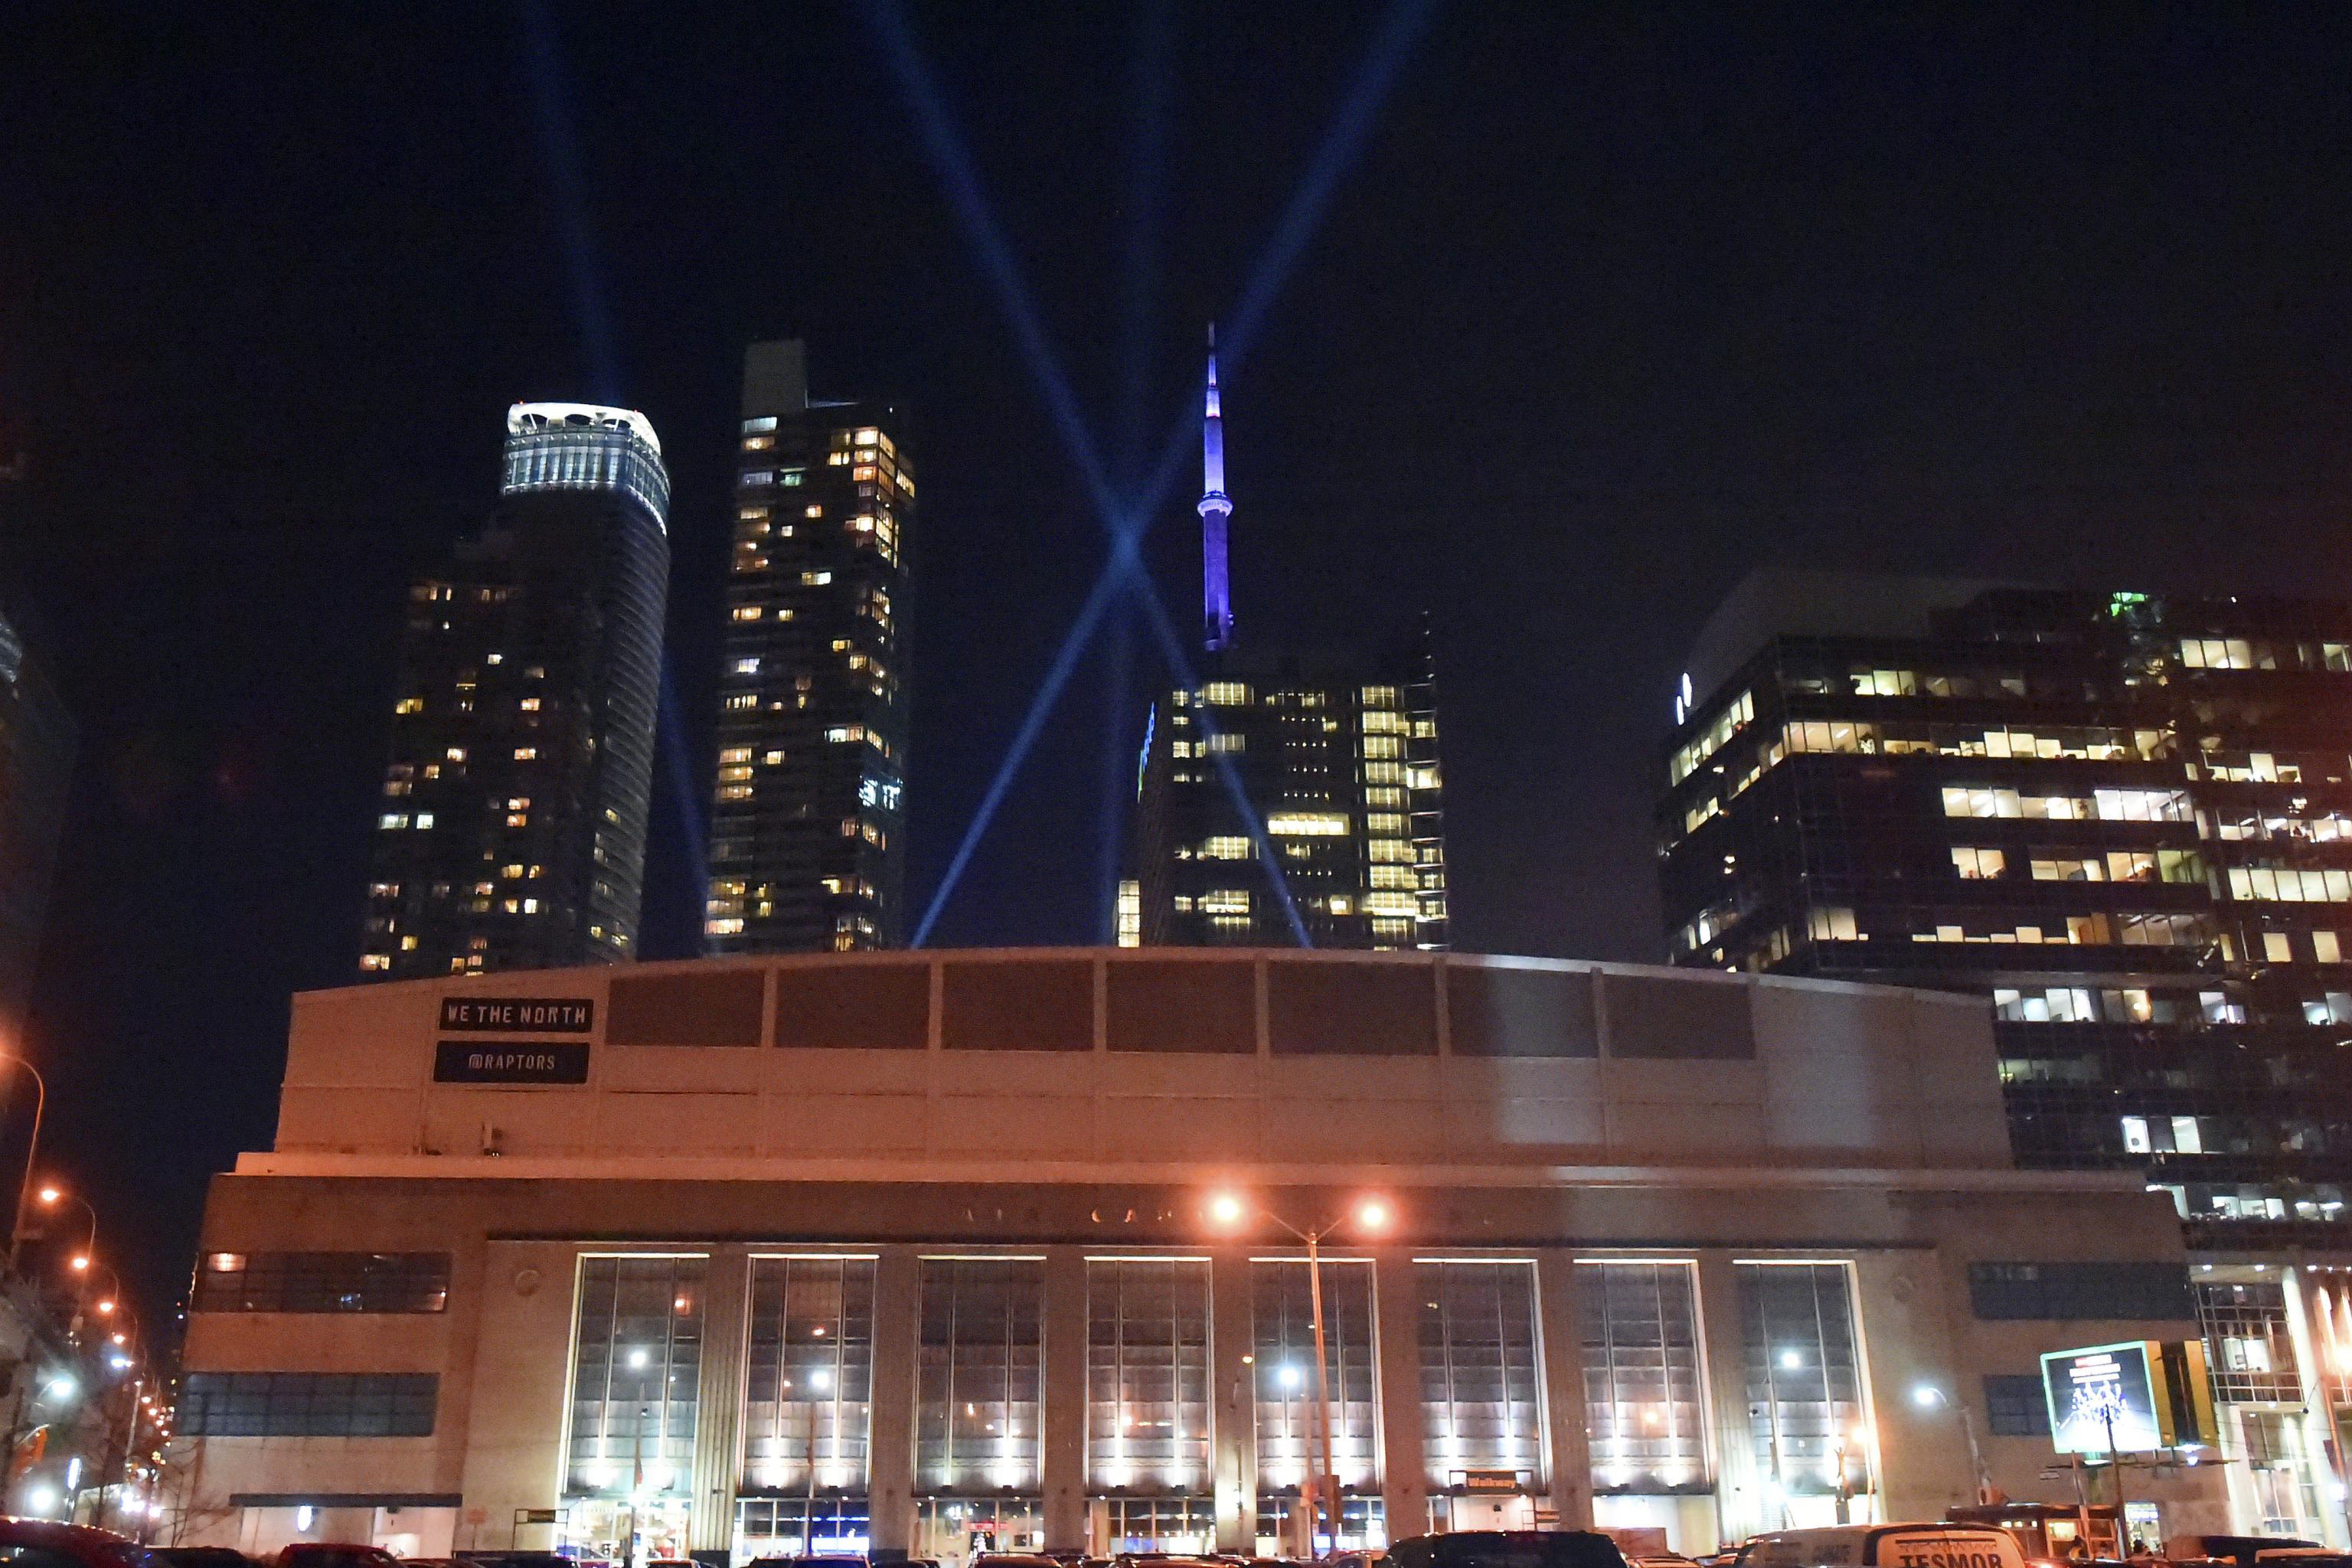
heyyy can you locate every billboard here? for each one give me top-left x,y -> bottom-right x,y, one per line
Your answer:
2040,1340 -> 2213,1455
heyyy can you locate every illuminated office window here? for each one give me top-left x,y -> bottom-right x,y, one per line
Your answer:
1418,1260 -> 1542,1489
1579,1260 -> 1708,1491
1737,1262 -> 1867,1500
916,1258 -> 1043,1492
565,1255 -> 705,1498
1088,1258 -> 1210,1492
1253,1259 -> 1378,1492
743,1256 -> 876,1493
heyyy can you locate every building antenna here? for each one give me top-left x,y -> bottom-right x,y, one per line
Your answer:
1200,323 -> 1234,654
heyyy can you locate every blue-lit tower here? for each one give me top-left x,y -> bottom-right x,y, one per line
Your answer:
1120,332 -> 1451,951
1199,325 -> 1234,654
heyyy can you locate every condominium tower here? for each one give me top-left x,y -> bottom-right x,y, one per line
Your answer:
361,403 -> 671,978
705,341 -> 912,953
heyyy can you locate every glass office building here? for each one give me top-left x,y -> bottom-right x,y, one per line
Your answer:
1660,573 -> 2352,1244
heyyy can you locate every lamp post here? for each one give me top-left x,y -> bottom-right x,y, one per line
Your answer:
0,1057 -> 47,1274
37,1187 -> 98,1278
1207,1190 -> 1391,1556
1913,1386 -> 1992,1506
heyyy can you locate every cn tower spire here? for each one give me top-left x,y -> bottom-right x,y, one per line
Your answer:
1200,323 -> 1234,653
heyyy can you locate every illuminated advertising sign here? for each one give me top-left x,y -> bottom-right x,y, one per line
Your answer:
2043,1342 -> 2163,1454
2040,1340 -> 2212,1455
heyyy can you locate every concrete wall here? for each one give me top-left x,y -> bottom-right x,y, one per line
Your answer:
276,950 -> 2009,1172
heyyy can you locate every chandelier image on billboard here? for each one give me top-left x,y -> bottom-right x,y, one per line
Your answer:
2039,1341 -> 2216,1457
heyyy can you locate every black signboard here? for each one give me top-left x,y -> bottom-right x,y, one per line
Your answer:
434,1041 -> 591,1085
439,997 -> 593,1033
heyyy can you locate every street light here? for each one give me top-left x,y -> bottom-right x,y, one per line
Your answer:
0,1057 -> 47,1273
1913,1385 -> 1991,1505
38,1185 -> 99,1274
1206,1190 -> 1393,1553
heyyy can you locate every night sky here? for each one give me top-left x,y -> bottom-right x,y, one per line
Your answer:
6,4 -> 2352,1315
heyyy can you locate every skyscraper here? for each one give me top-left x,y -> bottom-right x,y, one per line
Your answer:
0,609 -> 74,1033
704,341 -> 912,953
1123,333 -> 1448,950
360,403 -> 670,978
1655,570 -> 2352,1240
1656,570 -> 2352,1523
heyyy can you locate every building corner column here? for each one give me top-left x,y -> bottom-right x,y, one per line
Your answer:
1375,1249 -> 1429,1544
1211,1250 -> 1258,1553
867,1247 -> 920,1561
1044,1247 -> 1089,1552
1694,1252 -> 1761,1545
689,1247 -> 750,1558
1534,1251 -> 1595,1530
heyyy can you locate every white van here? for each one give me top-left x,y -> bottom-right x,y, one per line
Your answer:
1742,1525 -> 2030,1568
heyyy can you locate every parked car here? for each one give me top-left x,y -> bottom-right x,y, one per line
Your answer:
279,1547 -> 402,1568
1389,1533 -> 1628,1568
155,1551 -> 258,1568
0,1521 -> 161,1568
2169,1546 -> 2325,1568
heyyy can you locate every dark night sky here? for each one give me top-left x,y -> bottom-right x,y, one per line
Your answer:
5,4 -> 2352,1316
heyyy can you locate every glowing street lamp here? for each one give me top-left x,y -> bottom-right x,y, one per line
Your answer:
38,1184 -> 100,1278
1206,1190 -> 1393,1551
1912,1385 -> 1991,1505
0,1056 -> 45,1276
